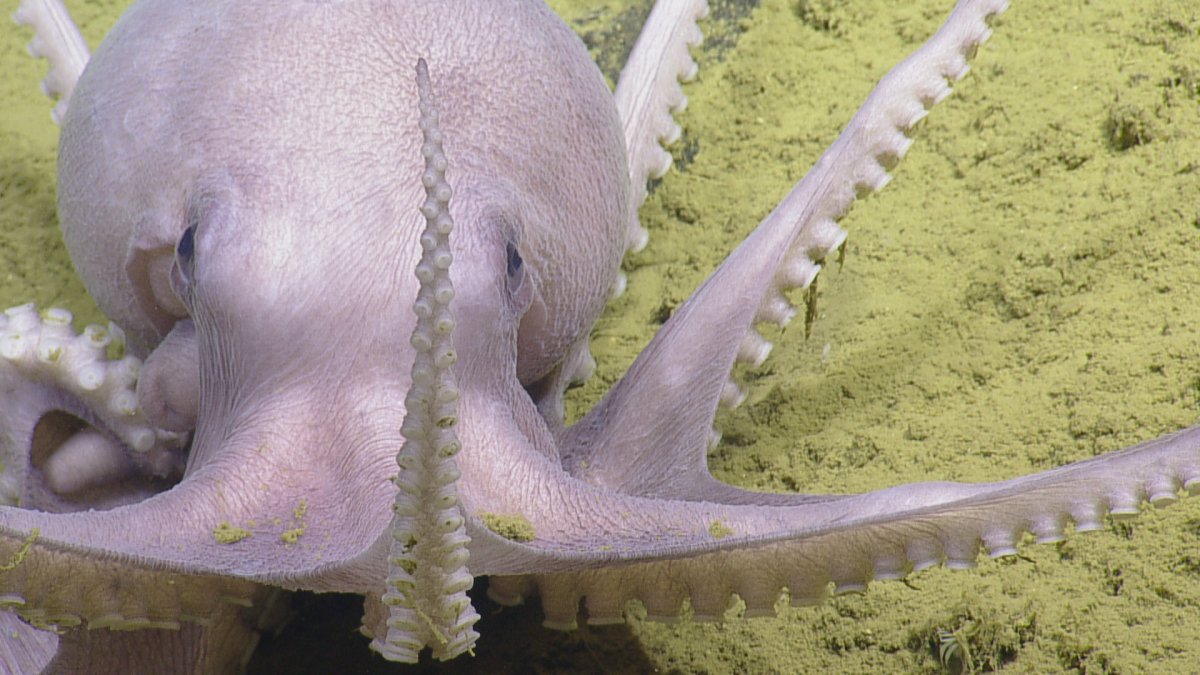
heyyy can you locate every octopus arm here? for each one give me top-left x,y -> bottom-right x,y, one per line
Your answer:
614,0 -> 710,256
563,0 -> 1009,498
12,0 -> 89,124
0,312 -> 395,605
465,424 -> 1200,628
0,305 -> 185,510
0,514 -> 267,663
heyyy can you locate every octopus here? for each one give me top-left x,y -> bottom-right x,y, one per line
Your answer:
1,0 -> 1198,672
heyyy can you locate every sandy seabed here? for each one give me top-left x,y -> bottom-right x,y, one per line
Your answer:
2,0 -> 1199,672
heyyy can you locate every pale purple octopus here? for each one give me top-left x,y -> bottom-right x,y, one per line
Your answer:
1,0 -> 1198,672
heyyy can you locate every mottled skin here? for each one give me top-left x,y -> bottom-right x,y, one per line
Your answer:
3,0 -> 1200,671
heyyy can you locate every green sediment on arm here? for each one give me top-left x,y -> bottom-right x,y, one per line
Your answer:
280,527 -> 305,545
478,512 -> 536,542
708,520 -> 734,539
212,522 -> 252,544
280,498 -> 309,544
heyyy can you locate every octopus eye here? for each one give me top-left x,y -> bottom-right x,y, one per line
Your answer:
177,224 -> 196,262
505,240 -> 523,279
504,239 -> 531,314
175,222 -> 197,285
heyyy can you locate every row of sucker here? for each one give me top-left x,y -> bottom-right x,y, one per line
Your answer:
613,0 -> 710,293
0,531 -> 261,634
13,0 -> 90,124
715,0 -> 1011,429
0,303 -> 185,504
373,58 -> 480,664
503,422 -> 1200,631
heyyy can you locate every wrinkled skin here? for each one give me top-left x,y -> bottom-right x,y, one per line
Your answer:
3,0 -> 1200,672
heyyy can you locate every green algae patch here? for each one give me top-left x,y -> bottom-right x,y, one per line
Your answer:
478,512 -> 536,543
212,522 -> 252,545
707,520 -> 734,539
